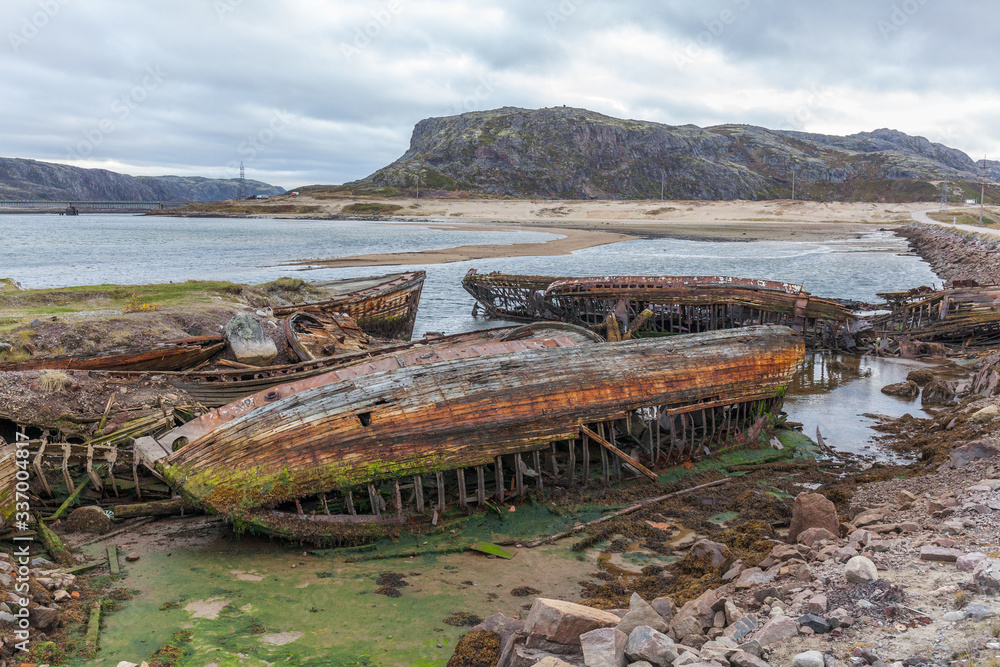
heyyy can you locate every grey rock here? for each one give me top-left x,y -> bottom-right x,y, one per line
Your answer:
618,593 -> 668,635
729,651 -> 771,667
224,313 -> 278,367
624,626 -> 679,667
792,652 -> 825,667
973,558 -> 1000,593
941,611 -> 965,622
797,614 -> 831,634
688,540 -> 731,569
964,604 -> 997,622
0,612 -> 15,624
919,546 -> 962,562
581,627 -> 628,667
736,640 -> 762,658
30,605 -> 59,630
674,653 -> 702,667
723,614 -> 758,642
670,615 -> 704,640
950,439 -> 1000,467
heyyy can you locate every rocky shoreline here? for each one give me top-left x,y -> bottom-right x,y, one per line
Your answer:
897,223 -> 1000,284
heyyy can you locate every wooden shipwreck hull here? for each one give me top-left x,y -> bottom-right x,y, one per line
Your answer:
148,326 -> 804,518
272,271 -> 425,340
0,336 -> 225,372
462,270 -> 854,347
872,284 -> 1000,346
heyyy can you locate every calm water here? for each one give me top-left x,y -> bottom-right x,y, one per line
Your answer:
1,213 -> 943,456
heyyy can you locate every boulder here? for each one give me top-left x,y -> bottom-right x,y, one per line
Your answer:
921,381 -> 953,406
530,656 -> 579,667
617,593 -> 668,636
797,614 -> 831,634
919,546 -> 962,562
806,594 -> 827,615
624,626 -> 679,667
723,614 -> 758,642
734,568 -> 774,588
950,440 -> 1000,468
509,645 -> 583,667
224,313 -> 277,367
881,381 -> 919,398
796,527 -> 837,547
788,493 -> 838,543
29,605 -> 59,630
752,615 -> 799,647
957,552 -> 988,572
670,615 -> 704,640
66,506 -> 112,534
580,627 -> 628,667
473,613 -> 525,653
524,599 -> 620,647
792,651 -> 825,667
844,556 -> 878,584
650,597 -> 676,624
971,406 -> 1000,424
906,369 -> 934,385
973,558 -> 1000,593
852,508 -> 886,527
688,540 -> 731,570
897,490 -> 917,508
729,651 -> 770,667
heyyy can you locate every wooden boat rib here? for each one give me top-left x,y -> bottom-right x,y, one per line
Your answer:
284,311 -> 370,362
0,336 -> 225,372
272,271 -> 425,340
148,325 -> 804,515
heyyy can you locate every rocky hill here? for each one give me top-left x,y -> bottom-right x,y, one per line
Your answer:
0,157 -> 284,202
356,107 -> 995,202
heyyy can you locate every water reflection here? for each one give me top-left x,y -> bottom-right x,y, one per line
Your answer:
784,352 -> 937,459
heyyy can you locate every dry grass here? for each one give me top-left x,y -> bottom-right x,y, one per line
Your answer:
38,370 -> 72,393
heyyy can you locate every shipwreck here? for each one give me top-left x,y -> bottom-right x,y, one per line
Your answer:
462,270 -> 856,348
133,325 -> 804,540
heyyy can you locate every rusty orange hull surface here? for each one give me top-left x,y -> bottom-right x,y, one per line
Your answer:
0,336 -> 225,372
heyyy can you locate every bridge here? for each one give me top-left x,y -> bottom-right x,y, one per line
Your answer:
0,200 -> 188,213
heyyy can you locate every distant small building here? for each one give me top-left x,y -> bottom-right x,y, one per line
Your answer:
966,199 -> 977,204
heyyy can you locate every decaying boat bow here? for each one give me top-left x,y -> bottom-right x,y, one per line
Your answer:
139,325 -> 803,539
0,336 -> 225,372
272,271 -> 425,340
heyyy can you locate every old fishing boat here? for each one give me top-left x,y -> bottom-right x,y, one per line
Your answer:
463,270 -> 855,348
272,271 -> 425,340
161,324 -> 595,407
872,282 -> 1000,347
137,326 -> 803,539
284,310 -> 370,362
0,335 -> 225,372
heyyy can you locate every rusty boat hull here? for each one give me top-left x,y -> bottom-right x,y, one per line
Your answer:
284,311 -> 370,362
272,271 -> 425,340
151,325 -> 804,517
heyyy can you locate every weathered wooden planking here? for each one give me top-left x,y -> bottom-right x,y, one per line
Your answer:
0,336 -> 224,372
160,326 -> 804,512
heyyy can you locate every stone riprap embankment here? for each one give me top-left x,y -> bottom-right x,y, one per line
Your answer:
898,223 -> 1000,284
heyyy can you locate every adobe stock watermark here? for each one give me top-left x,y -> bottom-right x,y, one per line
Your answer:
877,0 -> 932,40
546,0 -> 587,31
214,0 -> 244,20
340,0 -> 406,62
674,0 -> 752,72
8,0 -> 72,54
450,73 -> 501,115
64,65 -> 169,161
226,110 -> 296,175
778,86 -> 833,132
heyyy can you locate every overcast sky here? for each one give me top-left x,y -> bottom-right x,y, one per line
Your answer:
2,0 -> 997,189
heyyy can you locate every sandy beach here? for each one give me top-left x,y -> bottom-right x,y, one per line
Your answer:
220,196 -> 934,267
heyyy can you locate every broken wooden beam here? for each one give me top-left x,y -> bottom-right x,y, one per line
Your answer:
580,425 -> 658,482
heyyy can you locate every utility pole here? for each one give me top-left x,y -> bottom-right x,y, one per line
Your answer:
939,181 -> 950,211
236,161 -> 248,200
660,170 -> 665,201
982,156 -> 987,225
791,162 -> 796,201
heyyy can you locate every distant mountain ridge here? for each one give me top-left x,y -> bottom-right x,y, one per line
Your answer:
357,107 -> 996,202
0,157 -> 284,202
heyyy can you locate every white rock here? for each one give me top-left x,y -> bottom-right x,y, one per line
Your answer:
844,556 -> 878,584
792,651 -> 825,667
942,611 -> 966,622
